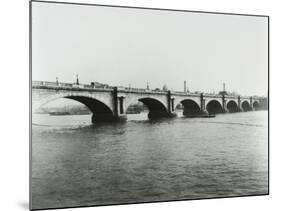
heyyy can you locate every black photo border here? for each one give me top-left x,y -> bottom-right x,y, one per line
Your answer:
29,1 -> 270,210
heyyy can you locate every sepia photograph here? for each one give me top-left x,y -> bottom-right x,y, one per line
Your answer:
30,1 -> 269,210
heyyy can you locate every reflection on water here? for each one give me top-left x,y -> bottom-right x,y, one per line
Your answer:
31,111 -> 268,210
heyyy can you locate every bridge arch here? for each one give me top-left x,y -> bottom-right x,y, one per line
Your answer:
241,100 -> 252,111
226,100 -> 239,113
206,100 -> 223,114
33,91 -> 115,122
138,97 -> 167,112
124,97 -> 169,119
253,101 -> 260,110
65,96 -> 115,121
177,99 -> 201,116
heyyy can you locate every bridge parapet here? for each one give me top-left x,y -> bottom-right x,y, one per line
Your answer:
204,94 -> 222,98
32,81 -> 258,100
32,81 -> 114,92
172,91 -> 200,97
119,87 -> 167,95
225,95 -> 239,99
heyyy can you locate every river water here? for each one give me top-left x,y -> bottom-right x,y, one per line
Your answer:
31,111 -> 268,209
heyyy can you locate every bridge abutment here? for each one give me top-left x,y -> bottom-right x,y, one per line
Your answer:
200,93 -> 209,116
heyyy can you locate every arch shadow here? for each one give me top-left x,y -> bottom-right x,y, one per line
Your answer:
227,100 -> 239,113
65,96 -> 115,122
179,99 -> 201,117
241,101 -> 252,111
206,100 -> 223,115
138,97 -> 169,119
253,101 -> 260,110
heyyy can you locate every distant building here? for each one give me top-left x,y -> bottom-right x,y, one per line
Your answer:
219,91 -> 228,95
219,82 -> 228,95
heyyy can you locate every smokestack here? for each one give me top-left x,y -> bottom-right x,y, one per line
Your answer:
184,80 -> 187,92
223,82 -> 225,92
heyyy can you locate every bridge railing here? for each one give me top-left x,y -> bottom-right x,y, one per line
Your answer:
173,91 -> 224,98
120,87 -> 167,94
32,81 -> 114,90
173,91 -> 201,96
121,87 -> 146,92
32,81 -> 261,100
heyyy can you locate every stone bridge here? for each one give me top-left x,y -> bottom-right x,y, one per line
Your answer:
32,81 -> 264,122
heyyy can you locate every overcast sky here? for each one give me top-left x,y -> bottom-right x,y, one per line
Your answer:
32,2 -> 268,96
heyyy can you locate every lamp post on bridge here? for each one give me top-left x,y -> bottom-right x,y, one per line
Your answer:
76,74 -> 79,85
167,90 -> 177,118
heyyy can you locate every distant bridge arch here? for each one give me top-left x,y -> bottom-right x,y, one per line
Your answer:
226,100 -> 239,113
241,100 -> 252,111
253,101 -> 260,110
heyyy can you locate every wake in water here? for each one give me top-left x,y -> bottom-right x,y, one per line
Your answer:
32,122 -> 91,128
195,121 -> 265,127
32,111 -> 267,129
32,119 -> 265,129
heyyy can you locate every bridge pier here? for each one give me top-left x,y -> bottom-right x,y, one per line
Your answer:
167,91 -> 177,118
222,94 -> 228,113
249,96 -> 254,111
237,96 -> 243,112
199,93 -> 209,116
